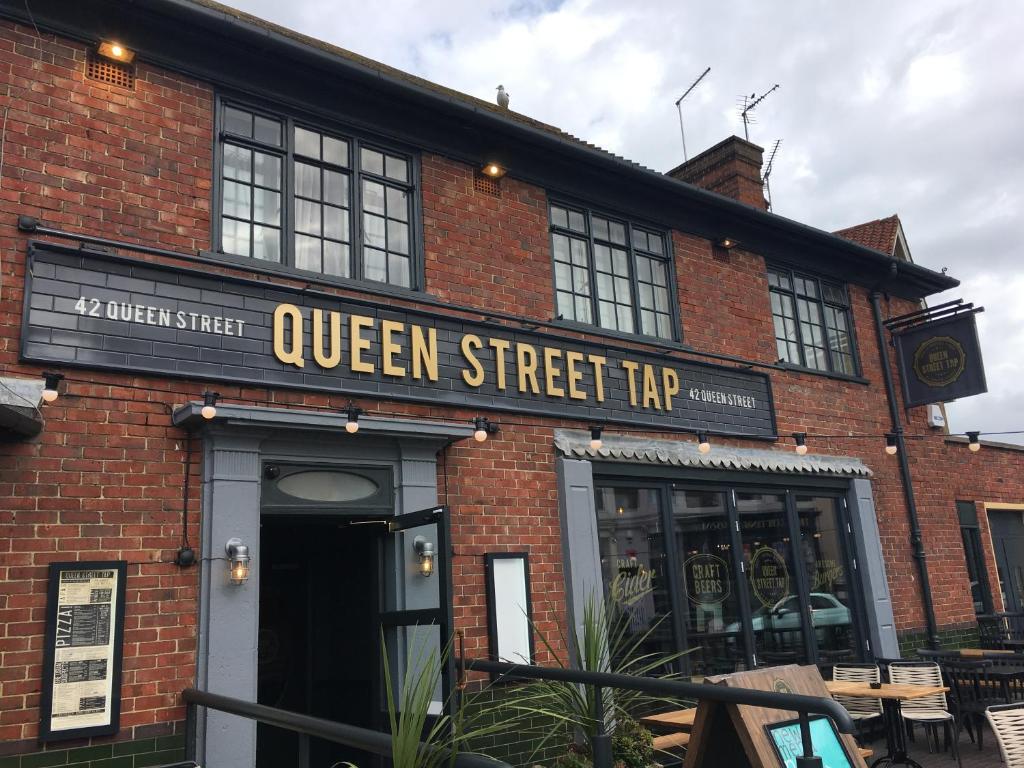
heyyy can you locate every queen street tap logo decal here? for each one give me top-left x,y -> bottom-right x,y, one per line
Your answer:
750,547 -> 789,608
912,335 -> 966,388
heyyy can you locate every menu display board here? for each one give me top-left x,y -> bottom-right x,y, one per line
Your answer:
39,561 -> 127,742
766,716 -> 854,768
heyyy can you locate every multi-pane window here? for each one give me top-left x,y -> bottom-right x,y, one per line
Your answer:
218,102 -> 416,288
768,266 -> 856,375
550,203 -> 675,340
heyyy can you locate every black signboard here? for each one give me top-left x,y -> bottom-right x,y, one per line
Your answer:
893,313 -> 987,408
39,561 -> 127,742
22,243 -> 777,435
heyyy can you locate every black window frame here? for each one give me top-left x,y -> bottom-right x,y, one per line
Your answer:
547,200 -> 680,343
212,96 -> 424,291
767,264 -> 860,376
957,500 -> 994,615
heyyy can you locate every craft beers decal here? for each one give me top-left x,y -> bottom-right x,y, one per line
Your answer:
684,553 -> 731,605
24,246 -> 776,433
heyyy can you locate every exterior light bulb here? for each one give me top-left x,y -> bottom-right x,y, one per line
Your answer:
967,431 -> 981,452
201,391 -> 219,420
110,44 -> 123,58
41,372 -> 64,403
885,434 -> 898,455
697,432 -> 711,454
225,538 -> 250,586
793,433 -> 808,456
473,416 -> 490,442
589,426 -> 603,451
414,536 -> 435,578
344,402 -> 362,434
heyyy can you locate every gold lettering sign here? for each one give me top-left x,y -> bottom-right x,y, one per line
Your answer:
913,335 -> 966,387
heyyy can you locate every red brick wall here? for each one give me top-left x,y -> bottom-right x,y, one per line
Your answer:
0,16 -> 1020,754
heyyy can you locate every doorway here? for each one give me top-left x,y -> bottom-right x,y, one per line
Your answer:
256,516 -> 381,768
990,510 -> 1024,613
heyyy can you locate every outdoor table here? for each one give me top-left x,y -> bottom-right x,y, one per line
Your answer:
826,680 -> 948,768
982,664 -> 1024,702
638,708 -> 697,729
957,647 -> 1015,657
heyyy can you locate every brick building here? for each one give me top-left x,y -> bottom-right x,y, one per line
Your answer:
0,1 -> 1020,767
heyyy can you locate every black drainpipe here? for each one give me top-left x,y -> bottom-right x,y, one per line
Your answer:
870,288 -> 940,650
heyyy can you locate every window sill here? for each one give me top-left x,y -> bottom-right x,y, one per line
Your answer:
196,249 -> 428,303
774,361 -> 870,385
547,318 -> 690,353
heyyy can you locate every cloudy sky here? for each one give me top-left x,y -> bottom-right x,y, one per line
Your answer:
225,0 -> 1024,444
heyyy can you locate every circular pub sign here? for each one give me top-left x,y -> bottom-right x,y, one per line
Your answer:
912,335 -> 966,388
750,546 -> 790,609
684,553 -> 731,605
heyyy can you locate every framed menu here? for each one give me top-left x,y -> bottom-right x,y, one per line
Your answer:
765,716 -> 854,768
38,561 -> 127,742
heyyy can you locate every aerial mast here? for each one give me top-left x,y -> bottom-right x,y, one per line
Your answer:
739,83 -> 780,142
674,66 -> 710,162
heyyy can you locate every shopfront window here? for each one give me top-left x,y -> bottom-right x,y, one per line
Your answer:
795,496 -> 856,662
593,481 -> 865,673
673,490 -> 746,676
595,487 -> 675,668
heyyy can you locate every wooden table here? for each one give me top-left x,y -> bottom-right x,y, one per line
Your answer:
826,682 -> 948,768
957,647 -> 1015,657
639,708 -> 697,729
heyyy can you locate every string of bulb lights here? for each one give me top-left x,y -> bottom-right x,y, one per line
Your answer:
28,370 -> 1018,454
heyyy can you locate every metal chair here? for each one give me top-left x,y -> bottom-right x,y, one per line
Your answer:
986,701 -> 1024,768
832,664 -> 883,740
888,661 -> 957,759
944,659 -> 1003,752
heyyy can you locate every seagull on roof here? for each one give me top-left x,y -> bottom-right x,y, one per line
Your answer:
496,85 -> 509,109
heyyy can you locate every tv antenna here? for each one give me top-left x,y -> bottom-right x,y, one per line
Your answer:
739,83 -> 780,141
674,66 -> 710,162
762,139 -> 782,211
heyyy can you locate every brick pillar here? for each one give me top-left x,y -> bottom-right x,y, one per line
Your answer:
667,136 -> 768,210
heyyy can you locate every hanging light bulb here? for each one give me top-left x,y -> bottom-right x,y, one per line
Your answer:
697,431 -> 711,454
473,416 -> 497,442
201,391 -> 219,420
344,402 -> 363,434
967,431 -> 981,452
589,425 -> 603,451
41,372 -> 64,403
793,432 -> 808,456
885,433 -> 898,456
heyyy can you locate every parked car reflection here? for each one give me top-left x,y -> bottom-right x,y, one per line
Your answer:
725,593 -> 851,635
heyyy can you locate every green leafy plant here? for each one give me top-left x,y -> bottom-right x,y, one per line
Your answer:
381,629 -> 514,768
610,714 -> 653,768
499,593 -> 688,760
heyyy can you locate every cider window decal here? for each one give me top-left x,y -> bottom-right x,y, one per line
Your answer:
750,546 -> 790,608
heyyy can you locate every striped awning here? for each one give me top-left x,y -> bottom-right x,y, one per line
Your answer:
554,429 -> 872,477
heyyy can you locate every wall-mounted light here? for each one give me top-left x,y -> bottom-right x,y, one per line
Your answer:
481,162 -> 507,179
201,391 -> 219,420
885,433 -> 898,456
966,431 -> 981,452
413,535 -> 435,577
41,372 -> 64,403
793,432 -> 808,456
97,41 -> 136,63
473,416 -> 499,442
344,402 -> 363,434
225,538 -> 250,585
715,237 -> 740,249
589,425 -> 603,451
696,431 -> 711,454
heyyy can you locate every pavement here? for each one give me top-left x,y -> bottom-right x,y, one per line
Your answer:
863,722 -> 1004,767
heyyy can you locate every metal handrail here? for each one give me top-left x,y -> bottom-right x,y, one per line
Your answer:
181,688 -> 510,768
460,657 -> 855,768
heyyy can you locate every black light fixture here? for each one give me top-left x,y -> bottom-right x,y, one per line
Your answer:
41,372 -> 64,403
793,432 -> 808,456
225,538 -> 251,585
481,162 -> 507,179
715,237 -> 740,249
589,425 -> 604,451
885,433 -> 898,456
473,416 -> 499,442
966,431 -> 981,452
696,431 -> 711,454
97,41 -> 136,63
344,402 -> 363,434
201,391 -> 219,420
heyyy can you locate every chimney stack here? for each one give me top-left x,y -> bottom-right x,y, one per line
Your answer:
667,136 -> 768,211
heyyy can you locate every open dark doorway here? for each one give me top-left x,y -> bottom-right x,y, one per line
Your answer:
256,516 -> 381,768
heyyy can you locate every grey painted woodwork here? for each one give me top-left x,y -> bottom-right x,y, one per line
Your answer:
848,478 -> 900,659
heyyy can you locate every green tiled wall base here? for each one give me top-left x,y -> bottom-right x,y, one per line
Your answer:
0,733 -> 185,768
462,684 -> 570,767
896,624 -> 981,656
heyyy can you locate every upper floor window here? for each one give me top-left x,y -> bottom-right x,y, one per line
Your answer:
217,101 -> 417,289
549,203 -> 676,341
767,266 -> 857,375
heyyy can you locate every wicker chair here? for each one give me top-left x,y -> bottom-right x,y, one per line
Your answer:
987,702 -> 1024,767
888,661 -> 957,758
832,663 -> 883,738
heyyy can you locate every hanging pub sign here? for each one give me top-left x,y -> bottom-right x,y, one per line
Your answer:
21,244 -> 777,436
892,311 -> 987,408
39,561 -> 127,742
